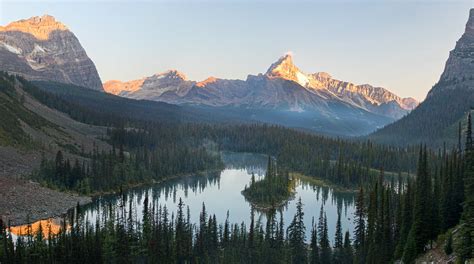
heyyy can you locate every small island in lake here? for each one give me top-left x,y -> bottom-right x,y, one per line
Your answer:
242,156 -> 295,210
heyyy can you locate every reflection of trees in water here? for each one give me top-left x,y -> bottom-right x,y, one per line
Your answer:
221,152 -> 267,175
298,180 -> 355,218
156,171 -> 222,200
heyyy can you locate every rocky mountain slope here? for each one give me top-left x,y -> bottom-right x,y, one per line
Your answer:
370,8 -> 474,147
105,54 -> 417,120
0,15 -> 103,91
0,72 -> 106,224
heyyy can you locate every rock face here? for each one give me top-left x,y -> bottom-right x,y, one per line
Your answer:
439,9 -> 474,86
0,15 -> 103,91
370,8 -> 474,147
106,54 -> 417,120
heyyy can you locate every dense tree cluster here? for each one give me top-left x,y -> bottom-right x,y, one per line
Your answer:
352,116 -> 471,263
0,195 -> 355,264
34,141 -> 223,194
242,157 -> 294,208
370,84 -> 474,147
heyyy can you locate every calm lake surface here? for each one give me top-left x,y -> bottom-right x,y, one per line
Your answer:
12,152 -> 356,243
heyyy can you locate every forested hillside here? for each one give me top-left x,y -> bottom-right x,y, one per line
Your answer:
370,9 -> 474,148
370,85 -> 474,147
0,73 -> 52,146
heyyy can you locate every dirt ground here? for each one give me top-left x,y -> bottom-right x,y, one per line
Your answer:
0,177 -> 91,226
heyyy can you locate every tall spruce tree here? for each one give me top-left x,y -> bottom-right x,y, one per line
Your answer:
353,187 -> 366,264
287,197 -> 307,264
458,112 -> 474,262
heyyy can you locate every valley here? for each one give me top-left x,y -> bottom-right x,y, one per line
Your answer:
0,4 -> 474,264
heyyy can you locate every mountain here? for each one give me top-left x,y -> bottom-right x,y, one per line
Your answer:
0,15 -> 103,91
106,54 -> 416,118
104,70 -> 194,99
104,54 -> 417,135
370,9 -> 474,147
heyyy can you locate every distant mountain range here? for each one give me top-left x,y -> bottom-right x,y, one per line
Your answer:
1,15 -> 419,136
370,9 -> 474,147
104,54 -> 417,120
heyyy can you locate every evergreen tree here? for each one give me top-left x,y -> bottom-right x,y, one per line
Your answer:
333,211 -> 344,264
287,197 -> 307,264
310,218 -> 320,264
458,112 -> 474,262
353,187 -> 366,264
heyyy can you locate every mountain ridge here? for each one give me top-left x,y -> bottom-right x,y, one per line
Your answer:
104,53 -> 417,120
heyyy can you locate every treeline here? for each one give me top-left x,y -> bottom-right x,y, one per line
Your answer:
111,123 -> 421,189
0,194 -> 352,264
34,143 -> 223,194
17,75 -> 425,190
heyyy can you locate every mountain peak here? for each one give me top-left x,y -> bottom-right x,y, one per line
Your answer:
0,15 -> 68,40
154,70 -> 187,80
467,8 -> 474,32
266,53 -> 297,77
265,53 -> 312,87
433,8 -> 474,94
196,77 -> 218,87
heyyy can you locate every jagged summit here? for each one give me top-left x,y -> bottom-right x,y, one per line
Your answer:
0,15 -> 68,40
266,54 -> 297,76
105,53 -> 417,120
430,8 -> 474,96
265,53 -> 311,87
154,70 -> 188,80
466,8 -> 474,33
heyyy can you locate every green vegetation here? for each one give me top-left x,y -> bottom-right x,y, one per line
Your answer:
1,74 -> 473,263
33,128 -> 224,194
370,85 -> 474,147
456,112 -> 474,262
242,157 -> 295,209
0,72 -> 52,147
0,194 -> 345,264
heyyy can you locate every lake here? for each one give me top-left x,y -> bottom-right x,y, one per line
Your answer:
10,152 -> 356,243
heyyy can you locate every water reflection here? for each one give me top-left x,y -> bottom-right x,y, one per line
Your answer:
9,218 -> 68,240
13,152 -> 356,243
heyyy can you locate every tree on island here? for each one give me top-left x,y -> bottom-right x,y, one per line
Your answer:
242,156 -> 295,209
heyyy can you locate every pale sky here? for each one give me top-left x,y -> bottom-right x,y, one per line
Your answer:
1,0 -> 473,101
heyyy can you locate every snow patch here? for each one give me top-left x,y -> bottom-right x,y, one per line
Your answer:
296,71 -> 310,87
32,43 -> 46,53
1,42 -> 22,54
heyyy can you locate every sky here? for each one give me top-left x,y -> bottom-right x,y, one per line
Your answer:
1,0 -> 473,101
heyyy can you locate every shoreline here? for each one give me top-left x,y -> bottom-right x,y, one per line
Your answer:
6,168 -> 223,228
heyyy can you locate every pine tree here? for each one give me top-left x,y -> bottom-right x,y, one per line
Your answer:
407,146 -> 432,256
333,211 -> 344,264
458,111 -> 474,262
343,231 -> 353,264
310,218 -> 320,264
353,187 -> 366,264
287,197 -> 307,264
318,205 -> 331,264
